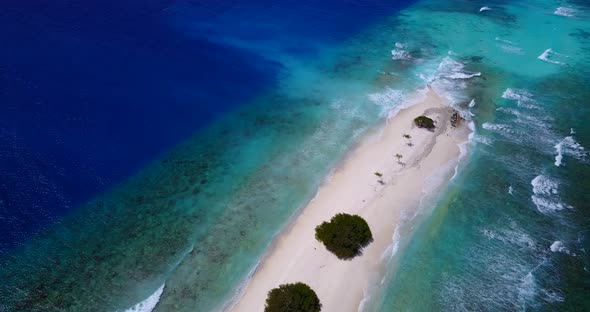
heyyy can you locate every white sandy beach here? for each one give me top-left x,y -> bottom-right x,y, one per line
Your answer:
227,90 -> 470,312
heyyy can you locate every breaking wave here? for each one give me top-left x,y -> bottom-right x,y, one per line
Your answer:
367,87 -> 408,118
554,135 -> 586,167
391,42 -> 411,60
530,175 -> 573,214
124,284 -> 165,312
481,221 -> 538,251
482,122 -> 516,134
502,88 -> 539,109
381,226 -> 401,263
538,48 -> 567,66
417,57 -> 481,107
495,37 -> 524,55
447,72 -> 481,79
495,37 -> 514,45
550,241 -> 570,254
554,7 -> 576,17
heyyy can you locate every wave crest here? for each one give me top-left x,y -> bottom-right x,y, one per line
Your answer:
554,7 -> 576,17
538,48 -> 568,66
530,175 -> 573,214
554,135 -> 586,167
124,284 -> 165,312
391,42 -> 411,60
502,88 -> 538,109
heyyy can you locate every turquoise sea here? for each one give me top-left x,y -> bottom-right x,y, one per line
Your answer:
1,0 -> 589,311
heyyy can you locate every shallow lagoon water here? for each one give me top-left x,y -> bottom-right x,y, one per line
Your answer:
371,0 -> 590,311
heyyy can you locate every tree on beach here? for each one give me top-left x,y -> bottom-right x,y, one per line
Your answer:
315,213 -> 373,260
414,115 -> 435,130
402,134 -> 413,146
265,283 -> 322,312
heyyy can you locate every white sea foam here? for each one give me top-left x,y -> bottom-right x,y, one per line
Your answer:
502,88 -> 532,101
441,242 -> 547,311
482,122 -> 515,134
538,48 -> 552,61
493,104 -> 565,153
532,175 -> 559,196
554,7 -> 576,17
495,37 -> 523,55
554,144 -> 564,166
413,57 -> 480,129
496,107 -> 546,125
418,57 -> 478,105
538,48 -> 567,66
394,42 -> 406,49
367,88 -> 409,118
542,289 -> 565,303
495,37 -> 514,45
518,272 -> 537,308
531,175 -> 573,214
124,284 -> 165,312
480,6 -> 492,12
380,225 -> 402,266
357,291 -> 371,312
474,134 -> 493,146
500,44 -> 524,55
447,72 -> 481,79
367,88 -> 404,107
437,57 -> 464,75
531,196 -> 568,214
496,107 -> 520,116
482,223 -> 537,250
451,121 -> 475,181
550,241 -> 570,254
391,45 -> 411,60
516,260 -> 564,307
389,226 -> 401,259
501,88 -> 538,109
554,135 -> 586,166
486,104 -> 562,152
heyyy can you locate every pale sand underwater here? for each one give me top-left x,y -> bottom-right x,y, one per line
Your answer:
228,90 -> 470,312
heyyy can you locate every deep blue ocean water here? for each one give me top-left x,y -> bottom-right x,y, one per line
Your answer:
0,0 -> 274,249
0,1 -> 417,311
0,0 -> 412,250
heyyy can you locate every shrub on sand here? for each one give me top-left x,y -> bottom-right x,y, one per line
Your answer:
414,116 -> 435,130
315,213 -> 373,260
265,282 -> 322,312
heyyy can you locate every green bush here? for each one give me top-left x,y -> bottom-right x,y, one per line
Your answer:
265,283 -> 322,312
315,213 -> 373,260
414,115 -> 435,130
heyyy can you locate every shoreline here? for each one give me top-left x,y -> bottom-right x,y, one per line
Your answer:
226,90 -> 471,312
